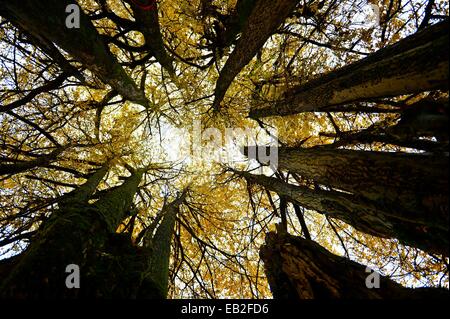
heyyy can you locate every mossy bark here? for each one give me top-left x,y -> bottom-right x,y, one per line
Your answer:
139,191 -> 187,299
0,167 -> 147,298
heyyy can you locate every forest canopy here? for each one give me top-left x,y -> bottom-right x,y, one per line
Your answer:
0,0 -> 448,299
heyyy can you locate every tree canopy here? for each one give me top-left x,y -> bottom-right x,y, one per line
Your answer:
0,0 -> 448,298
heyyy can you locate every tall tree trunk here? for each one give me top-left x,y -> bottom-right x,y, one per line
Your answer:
260,231 -> 450,299
235,170 -> 448,256
246,146 -> 448,218
249,19 -> 449,118
92,168 -> 144,232
212,0 -> 300,111
0,0 -> 148,106
0,166 -> 145,298
139,191 -> 187,298
58,165 -> 110,207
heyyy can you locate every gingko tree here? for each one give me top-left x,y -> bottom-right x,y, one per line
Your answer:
0,0 -> 448,299
240,9 -> 449,271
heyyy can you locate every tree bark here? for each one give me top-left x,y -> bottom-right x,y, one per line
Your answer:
212,0 -> 300,111
0,0 -> 148,106
249,19 -> 449,118
235,170 -> 448,256
260,231 -> 450,299
0,166 -> 145,298
139,191 -> 187,298
246,146 -> 448,218
386,96 -> 449,142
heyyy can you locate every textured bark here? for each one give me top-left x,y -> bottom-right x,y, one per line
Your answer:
0,0 -> 148,106
58,165 -> 110,207
249,19 -> 449,118
0,166 -> 145,298
236,170 -> 448,256
246,146 -> 448,217
129,1 -> 175,76
260,231 -> 450,299
139,191 -> 187,298
93,168 -> 144,232
212,0 -> 300,111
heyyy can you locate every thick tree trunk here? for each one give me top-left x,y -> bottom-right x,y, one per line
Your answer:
249,19 -> 449,118
92,168 -> 144,232
212,0 -> 300,111
58,165 -> 110,206
0,166 -> 145,298
0,0 -> 148,106
260,231 -> 450,299
246,146 -> 448,218
138,191 -> 187,298
235,170 -> 448,256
